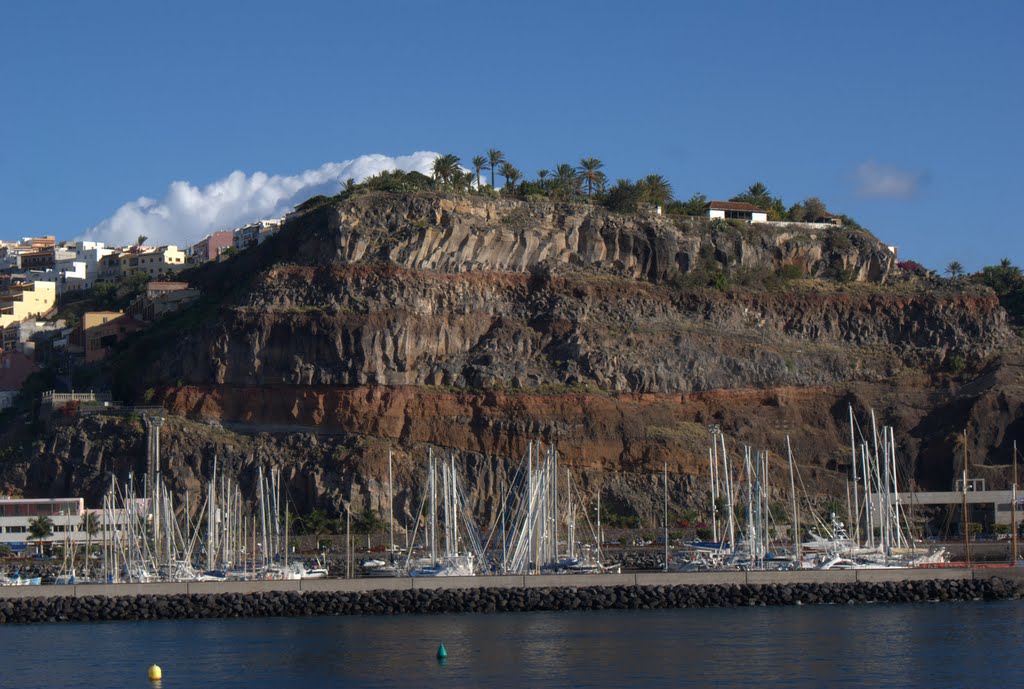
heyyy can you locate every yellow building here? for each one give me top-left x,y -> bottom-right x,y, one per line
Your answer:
72,311 -> 146,363
120,246 -> 186,280
98,245 -> 187,283
0,281 -> 56,328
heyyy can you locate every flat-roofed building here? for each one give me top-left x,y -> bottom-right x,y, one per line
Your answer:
0,496 -> 141,549
120,245 -> 186,280
0,281 -> 56,328
189,231 -> 234,264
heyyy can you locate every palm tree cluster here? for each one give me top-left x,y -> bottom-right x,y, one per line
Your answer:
303,149 -> 855,228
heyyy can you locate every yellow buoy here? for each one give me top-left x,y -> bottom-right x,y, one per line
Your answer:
148,664 -> 162,681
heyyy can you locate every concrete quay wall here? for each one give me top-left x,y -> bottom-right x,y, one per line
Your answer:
1,566 -> 1018,600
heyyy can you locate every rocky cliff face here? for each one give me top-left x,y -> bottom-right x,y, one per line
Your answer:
2,192 -> 1020,524
158,265 -> 1005,394
288,194 -> 895,283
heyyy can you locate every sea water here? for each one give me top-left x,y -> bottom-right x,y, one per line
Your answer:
1,600 -> 1021,688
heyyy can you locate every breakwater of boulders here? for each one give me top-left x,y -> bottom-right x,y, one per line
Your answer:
0,578 -> 1020,625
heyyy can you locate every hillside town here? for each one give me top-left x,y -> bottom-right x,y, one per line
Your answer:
0,219 -> 283,411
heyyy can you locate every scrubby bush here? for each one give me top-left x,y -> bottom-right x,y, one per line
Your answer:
778,263 -> 803,281
898,260 -> 927,276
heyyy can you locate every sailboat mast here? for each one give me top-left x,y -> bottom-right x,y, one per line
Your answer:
500,476 -> 507,573
553,444 -> 559,563
962,429 -> 971,566
663,462 -> 669,572
722,433 -> 734,551
429,448 -> 437,565
787,435 -> 799,566
709,448 -> 718,542
849,405 -> 861,545
388,448 -> 395,558
1013,440 -> 1019,563
890,426 -> 904,548
527,441 -> 534,573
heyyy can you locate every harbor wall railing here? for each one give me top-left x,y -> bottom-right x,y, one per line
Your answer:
2,566 -> 1021,600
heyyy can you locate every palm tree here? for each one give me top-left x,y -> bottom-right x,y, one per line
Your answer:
136,235 -> 148,247
81,512 -> 100,576
28,515 -> 53,555
487,149 -> 505,190
497,162 -> 522,192
641,174 -> 673,207
731,182 -> 772,210
945,261 -> 965,279
537,169 -> 549,186
343,177 -> 357,193
300,509 -> 332,551
471,155 -> 488,190
431,154 -> 461,187
578,158 -> 605,197
746,182 -> 770,203
552,163 -> 579,199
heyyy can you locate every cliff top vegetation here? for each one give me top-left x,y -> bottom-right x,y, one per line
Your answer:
291,151 -> 860,228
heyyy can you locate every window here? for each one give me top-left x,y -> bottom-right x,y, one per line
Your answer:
6,525 -> 26,533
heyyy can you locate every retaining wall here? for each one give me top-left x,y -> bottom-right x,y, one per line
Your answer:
0,568 -> 1020,625
3,566 -> 1011,599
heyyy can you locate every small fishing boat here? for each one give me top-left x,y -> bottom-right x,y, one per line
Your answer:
0,573 -> 41,586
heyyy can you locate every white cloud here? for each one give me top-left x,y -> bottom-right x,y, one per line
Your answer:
853,161 -> 924,199
80,151 -> 441,247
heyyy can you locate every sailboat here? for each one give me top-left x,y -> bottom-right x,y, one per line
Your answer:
408,448 -> 483,577
362,448 -> 403,577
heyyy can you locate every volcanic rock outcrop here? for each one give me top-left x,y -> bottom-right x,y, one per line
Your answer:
3,192 -> 1022,525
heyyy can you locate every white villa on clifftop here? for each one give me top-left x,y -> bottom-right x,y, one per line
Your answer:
706,201 -> 768,223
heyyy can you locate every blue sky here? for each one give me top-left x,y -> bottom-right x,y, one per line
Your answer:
1,1 -> 1020,270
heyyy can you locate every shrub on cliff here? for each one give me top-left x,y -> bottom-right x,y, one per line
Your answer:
897,260 -> 927,276
975,259 -> 1024,324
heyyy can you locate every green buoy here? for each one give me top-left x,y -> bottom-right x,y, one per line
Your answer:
437,642 -> 448,660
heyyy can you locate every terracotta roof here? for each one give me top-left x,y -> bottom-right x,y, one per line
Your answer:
147,282 -> 189,291
707,201 -> 766,213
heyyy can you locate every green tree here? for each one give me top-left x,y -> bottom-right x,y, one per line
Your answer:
946,261 -> 965,279
640,174 -> 673,207
976,258 -> 1024,323
803,197 -> 828,222
487,149 -> 505,190
768,197 -> 788,221
604,179 -> 643,213
667,192 -> 708,216
789,197 -> 829,223
746,182 -> 771,208
578,157 -> 605,197
81,512 -> 100,576
551,163 -> 580,199
136,235 -> 148,247
28,515 -> 53,554
730,182 -> 772,210
497,162 -> 521,192
343,177 -> 357,193
356,507 -> 385,534
431,154 -> 461,187
471,155 -> 488,190
299,509 -> 332,550
537,169 -> 549,187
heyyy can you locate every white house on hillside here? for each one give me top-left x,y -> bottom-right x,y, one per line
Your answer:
31,242 -> 117,295
706,201 -> 768,223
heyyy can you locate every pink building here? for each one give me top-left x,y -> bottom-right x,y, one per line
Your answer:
190,231 -> 234,264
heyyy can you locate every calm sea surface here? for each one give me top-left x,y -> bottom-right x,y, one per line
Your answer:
2,601 -> 1021,688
